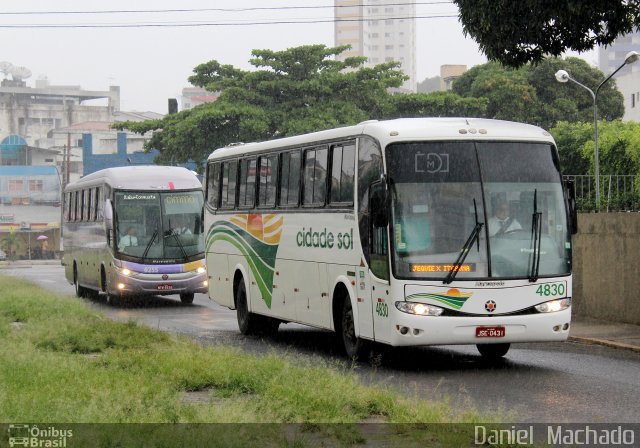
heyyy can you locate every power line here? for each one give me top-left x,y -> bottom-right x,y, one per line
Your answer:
0,15 -> 458,29
0,2 -> 453,16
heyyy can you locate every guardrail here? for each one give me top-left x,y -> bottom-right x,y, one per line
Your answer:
563,175 -> 640,212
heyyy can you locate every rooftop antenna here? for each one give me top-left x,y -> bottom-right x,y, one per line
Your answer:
9,66 -> 32,81
0,61 -> 13,78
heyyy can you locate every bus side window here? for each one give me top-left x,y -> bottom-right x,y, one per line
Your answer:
257,154 -> 278,208
88,188 -> 95,221
303,147 -> 328,207
279,150 -> 301,207
207,163 -> 221,210
369,182 -> 390,281
329,143 -> 356,205
238,158 -> 257,208
79,190 -> 85,221
70,191 -> 76,221
221,160 -> 238,209
95,187 -> 102,221
357,136 -> 383,267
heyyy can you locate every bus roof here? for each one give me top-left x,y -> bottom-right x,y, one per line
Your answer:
207,118 -> 555,161
65,165 -> 202,192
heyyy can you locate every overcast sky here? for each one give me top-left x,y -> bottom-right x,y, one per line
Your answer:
0,1 -> 596,113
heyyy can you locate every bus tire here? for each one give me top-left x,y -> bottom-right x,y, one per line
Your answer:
106,293 -> 121,307
235,280 -> 258,335
180,293 -> 195,304
257,316 -> 280,336
476,343 -> 510,358
341,298 -> 368,360
73,264 -> 87,298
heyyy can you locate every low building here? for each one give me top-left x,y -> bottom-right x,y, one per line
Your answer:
0,165 -> 61,259
440,65 -> 467,91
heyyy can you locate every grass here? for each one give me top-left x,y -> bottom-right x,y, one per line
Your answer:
0,274 -> 495,446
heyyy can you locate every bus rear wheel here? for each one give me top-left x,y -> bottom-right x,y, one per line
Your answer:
236,281 -> 258,335
476,343 -> 510,358
180,293 -> 195,304
341,299 -> 368,360
73,265 -> 87,298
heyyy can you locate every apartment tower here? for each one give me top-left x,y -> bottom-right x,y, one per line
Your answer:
335,0 -> 417,92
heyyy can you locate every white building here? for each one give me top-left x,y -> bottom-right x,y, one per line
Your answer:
181,86 -> 219,110
335,0 -> 417,92
0,76 -> 120,147
598,31 -> 640,122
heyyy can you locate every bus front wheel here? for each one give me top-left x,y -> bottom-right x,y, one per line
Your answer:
106,293 -> 121,307
341,299 -> 368,360
476,343 -> 510,358
180,293 -> 195,304
73,265 -> 87,298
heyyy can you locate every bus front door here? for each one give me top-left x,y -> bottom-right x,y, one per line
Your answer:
355,266 -> 374,341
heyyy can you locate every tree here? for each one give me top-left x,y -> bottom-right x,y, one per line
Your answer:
115,45 -> 407,169
454,0 -> 640,67
549,121 -> 592,175
1,229 -> 21,261
452,57 -> 624,130
551,120 -> 640,210
120,44 -> 506,169
387,91 -> 487,119
416,76 -> 441,93
550,120 -> 640,175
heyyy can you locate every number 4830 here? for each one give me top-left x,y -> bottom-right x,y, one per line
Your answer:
535,283 -> 565,297
376,302 -> 388,317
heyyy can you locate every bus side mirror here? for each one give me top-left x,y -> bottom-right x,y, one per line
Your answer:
104,199 -> 114,245
565,179 -> 578,234
370,181 -> 389,228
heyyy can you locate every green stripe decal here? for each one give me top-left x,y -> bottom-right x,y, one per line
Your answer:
206,219 -> 280,308
405,293 -> 471,310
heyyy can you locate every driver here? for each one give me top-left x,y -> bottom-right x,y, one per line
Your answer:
488,199 -> 522,236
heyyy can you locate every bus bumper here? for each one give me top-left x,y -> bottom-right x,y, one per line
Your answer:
113,271 -> 209,297
386,307 -> 572,347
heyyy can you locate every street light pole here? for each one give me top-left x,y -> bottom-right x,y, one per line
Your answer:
555,51 -> 639,210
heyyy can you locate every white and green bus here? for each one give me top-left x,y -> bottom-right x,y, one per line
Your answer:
63,166 -> 208,305
204,118 -> 576,358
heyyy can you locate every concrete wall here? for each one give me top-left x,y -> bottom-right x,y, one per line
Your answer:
572,213 -> 640,325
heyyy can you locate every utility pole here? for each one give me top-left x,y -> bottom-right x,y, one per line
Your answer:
66,132 -> 71,185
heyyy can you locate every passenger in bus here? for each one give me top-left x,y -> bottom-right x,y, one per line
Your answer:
170,216 -> 192,235
488,199 -> 522,236
119,226 -> 139,248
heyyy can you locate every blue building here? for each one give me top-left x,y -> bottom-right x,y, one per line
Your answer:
81,131 -> 198,176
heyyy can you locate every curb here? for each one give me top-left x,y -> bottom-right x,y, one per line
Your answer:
568,336 -> 640,353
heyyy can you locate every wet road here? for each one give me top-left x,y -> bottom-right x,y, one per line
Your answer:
4,264 -> 640,424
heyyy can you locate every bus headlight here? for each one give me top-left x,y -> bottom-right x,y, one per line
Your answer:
395,301 -> 444,316
196,267 -> 206,274
121,268 -> 131,276
535,298 -> 571,313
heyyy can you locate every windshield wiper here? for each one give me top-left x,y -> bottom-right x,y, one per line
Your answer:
529,189 -> 543,282
444,199 -> 484,284
142,229 -> 158,260
166,232 -> 189,261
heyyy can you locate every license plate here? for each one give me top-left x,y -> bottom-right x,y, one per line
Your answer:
157,284 -> 173,290
476,326 -> 505,338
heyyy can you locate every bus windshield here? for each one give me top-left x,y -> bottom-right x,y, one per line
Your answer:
114,190 -> 204,263
386,141 -> 571,280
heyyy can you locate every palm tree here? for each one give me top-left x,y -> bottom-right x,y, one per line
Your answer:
1,229 -> 21,260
